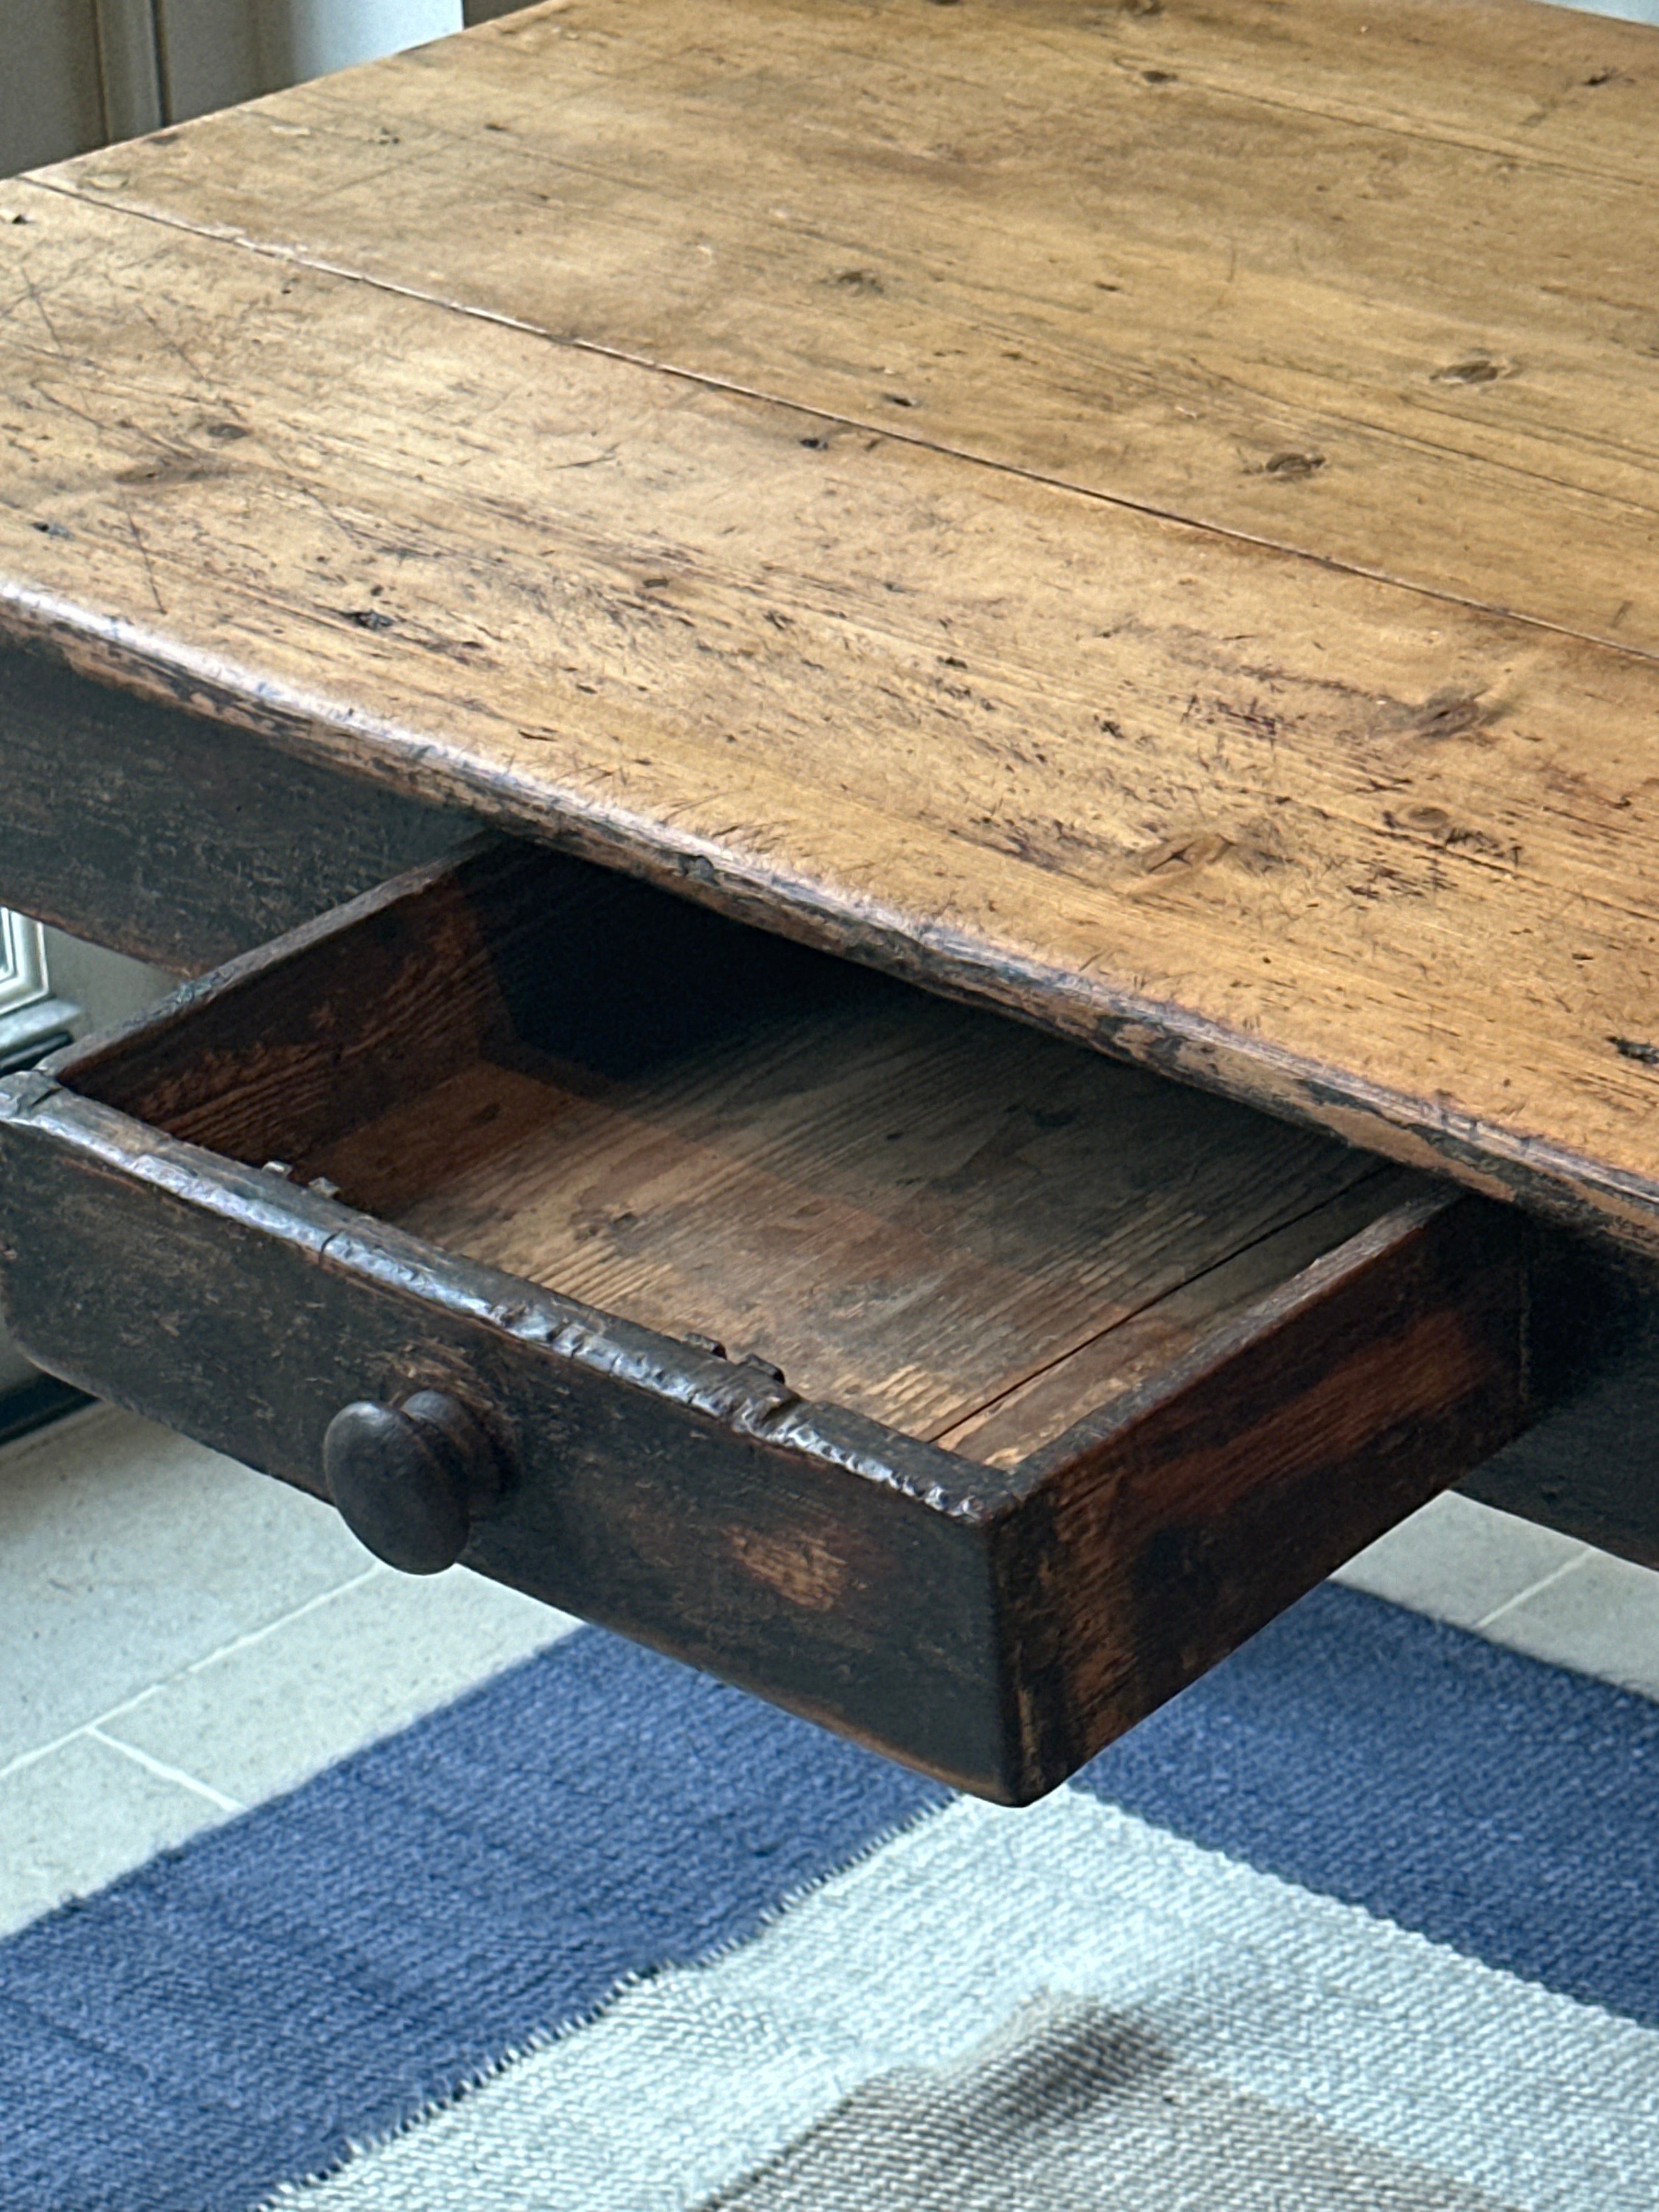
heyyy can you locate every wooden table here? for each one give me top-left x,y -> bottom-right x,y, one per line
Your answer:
2,0 -> 1656,1799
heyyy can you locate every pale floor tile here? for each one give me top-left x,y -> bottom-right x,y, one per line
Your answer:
1477,1550 -> 1659,1703
3,1404 -> 579,1927
10,1397 -> 1659,1940
0,1730 -> 224,1938
1331,1489 -> 1591,1634
1334,1488 -> 1659,1702
0,1405 -> 370,1765
103,1565 -> 579,1808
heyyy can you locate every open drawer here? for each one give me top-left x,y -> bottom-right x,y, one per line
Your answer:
0,840 -> 1534,1801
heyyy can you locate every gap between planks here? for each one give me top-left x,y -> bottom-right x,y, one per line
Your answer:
926,1165 -> 1394,1463
25,171 -> 1659,681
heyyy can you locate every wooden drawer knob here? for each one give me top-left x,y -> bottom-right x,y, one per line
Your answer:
323,1390 -> 505,1575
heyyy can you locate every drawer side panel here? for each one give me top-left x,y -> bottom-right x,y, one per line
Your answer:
996,1193 -> 1532,1793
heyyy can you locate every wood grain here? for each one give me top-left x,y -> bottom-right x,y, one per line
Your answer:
998,1186 -> 1532,1777
314,992 -> 1399,1459
0,1073 -> 1014,1794
0,872 -> 1532,1797
65,0 -> 1659,652
61,842 -> 1392,1459
936,1172 -> 1408,1470
0,644 -> 478,972
2,4 -> 1659,1248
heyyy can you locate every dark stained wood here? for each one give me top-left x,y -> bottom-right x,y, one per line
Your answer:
937,1176 -> 1410,1471
0,1069 -> 1051,1797
997,1191 -> 1532,1779
59,838 -> 877,1170
59,840 -> 1393,1454
324,1390 -> 510,1575
0,1063 -> 1532,1801
0,850 -> 1540,1798
1463,1235 -> 1659,1575
0,644 -> 479,972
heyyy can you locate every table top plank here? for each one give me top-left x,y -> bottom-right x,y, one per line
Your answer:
38,0 -> 1659,656
3,0 -> 1659,1249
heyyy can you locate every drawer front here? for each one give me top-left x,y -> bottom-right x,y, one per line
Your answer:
0,1073 -> 1002,1790
0,846 -> 1537,1801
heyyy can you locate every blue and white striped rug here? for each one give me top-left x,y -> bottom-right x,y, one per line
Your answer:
3,1582 -> 1656,2211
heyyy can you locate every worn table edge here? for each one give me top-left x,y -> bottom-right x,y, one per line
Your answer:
7,591 -> 1658,1256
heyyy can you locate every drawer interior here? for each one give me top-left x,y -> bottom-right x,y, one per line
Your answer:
63,842 -> 1405,1469
21,837 -> 1530,1798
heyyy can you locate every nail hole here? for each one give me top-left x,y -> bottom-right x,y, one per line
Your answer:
1432,353 -> 1517,385
1262,450 -> 1326,479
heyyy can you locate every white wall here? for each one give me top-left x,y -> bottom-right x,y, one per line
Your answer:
260,0 -> 462,86
153,0 -> 463,125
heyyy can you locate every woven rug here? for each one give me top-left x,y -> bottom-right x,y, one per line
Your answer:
3,1582 -> 1657,2212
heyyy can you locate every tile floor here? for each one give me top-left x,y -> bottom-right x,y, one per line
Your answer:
0,1405 -> 577,1936
1332,1489 -> 1659,1703
3,1404 -> 1657,1937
